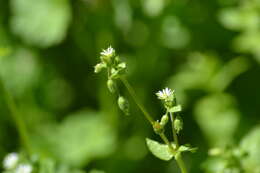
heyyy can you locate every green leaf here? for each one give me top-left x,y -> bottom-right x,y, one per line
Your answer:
89,170 -> 105,173
145,138 -> 175,161
36,110 -> 117,167
55,110 -> 116,166
169,105 -> 182,113
10,0 -> 71,47
194,93 -> 240,146
178,145 -> 197,153
240,126 -> 260,172
39,158 -> 56,173
0,47 -> 40,97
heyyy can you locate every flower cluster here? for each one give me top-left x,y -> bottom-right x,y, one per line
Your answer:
94,46 -> 126,77
94,46 -> 129,115
155,88 -> 183,133
94,46 -> 196,172
2,153 -> 33,173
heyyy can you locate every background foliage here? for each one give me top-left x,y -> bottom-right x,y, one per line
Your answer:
1,0 -> 260,172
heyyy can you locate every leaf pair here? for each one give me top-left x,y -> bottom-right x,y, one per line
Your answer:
146,138 -> 197,161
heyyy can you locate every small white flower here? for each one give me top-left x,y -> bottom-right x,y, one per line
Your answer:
16,164 -> 33,173
3,152 -> 19,170
156,87 -> 174,101
100,46 -> 115,57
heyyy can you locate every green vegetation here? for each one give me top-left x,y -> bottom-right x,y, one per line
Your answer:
1,0 -> 260,173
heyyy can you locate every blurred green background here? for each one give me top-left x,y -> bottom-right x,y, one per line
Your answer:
1,0 -> 260,172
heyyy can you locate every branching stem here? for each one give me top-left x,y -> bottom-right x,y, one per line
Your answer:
169,112 -> 187,173
120,76 -> 188,173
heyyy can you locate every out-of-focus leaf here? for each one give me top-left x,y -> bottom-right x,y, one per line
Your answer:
146,138 -> 174,161
142,0 -> 165,17
39,158 -> 56,173
209,57 -> 250,92
194,93 -> 240,146
112,0 -> 132,32
233,32 -> 260,63
202,157 -> 229,173
0,47 -> 11,58
89,169 -> 105,173
167,53 -> 220,104
240,126 -> 260,173
0,47 -> 40,96
10,0 -> 71,47
218,1 -> 260,63
219,7 -> 259,31
160,16 -> 190,49
46,110 -> 116,167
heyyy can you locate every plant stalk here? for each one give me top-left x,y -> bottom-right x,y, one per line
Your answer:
120,77 -> 187,173
169,112 -> 188,173
120,77 -> 154,124
176,154 -> 187,173
0,77 -> 32,154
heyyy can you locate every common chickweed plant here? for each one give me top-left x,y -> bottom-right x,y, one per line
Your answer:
94,46 -> 197,173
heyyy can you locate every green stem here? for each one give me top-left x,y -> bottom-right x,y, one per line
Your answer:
176,154 -> 187,173
169,112 -> 179,147
169,112 -> 188,173
159,133 -> 175,153
120,77 -> 154,124
120,76 -> 187,173
0,77 -> 32,154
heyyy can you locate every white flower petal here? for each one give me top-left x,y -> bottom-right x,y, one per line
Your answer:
3,152 -> 19,170
100,46 -> 115,56
156,87 -> 174,101
16,164 -> 32,173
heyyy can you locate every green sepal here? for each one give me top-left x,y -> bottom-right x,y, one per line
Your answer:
118,96 -> 130,115
107,79 -> 117,93
110,68 -> 120,79
94,63 -> 106,73
174,116 -> 183,134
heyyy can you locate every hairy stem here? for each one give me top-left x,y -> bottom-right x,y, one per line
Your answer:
169,112 -> 187,173
169,112 -> 179,147
120,77 -> 154,124
159,133 -> 175,153
120,76 -> 187,173
0,77 -> 32,154
176,155 -> 187,173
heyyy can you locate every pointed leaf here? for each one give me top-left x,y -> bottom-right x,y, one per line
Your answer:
169,105 -> 182,113
146,138 -> 174,161
178,145 -> 197,153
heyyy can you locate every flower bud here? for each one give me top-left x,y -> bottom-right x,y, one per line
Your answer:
160,114 -> 169,127
153,121 -> 164,134
94,63 -> 106,73
118,96 -> 130,115
174,116 -> 183,134
110,68 -> 119,79
107,79 -> 117,93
